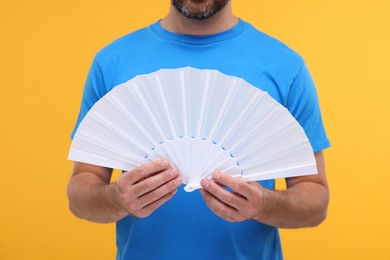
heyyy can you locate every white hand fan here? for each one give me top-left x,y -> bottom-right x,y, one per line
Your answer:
69,67 -> 317,192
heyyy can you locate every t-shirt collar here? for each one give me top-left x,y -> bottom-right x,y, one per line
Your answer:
150,18 -> 248,45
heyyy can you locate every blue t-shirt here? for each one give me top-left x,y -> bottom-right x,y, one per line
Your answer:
72,19 -> 330,260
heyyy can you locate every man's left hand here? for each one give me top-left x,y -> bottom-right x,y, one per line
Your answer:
200,172 -> 267,222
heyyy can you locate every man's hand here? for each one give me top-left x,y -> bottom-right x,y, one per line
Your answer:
67,159 -> 183,223
200,152 -> 329,228
114,159 -> 183,218
200,173 -> 266,222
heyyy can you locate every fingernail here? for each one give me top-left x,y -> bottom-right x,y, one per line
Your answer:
170,168 -> 178,177
175,177 -> 183,185
213,172 -> 221,180
201,178 -> 209,187
161,160 -> 170,167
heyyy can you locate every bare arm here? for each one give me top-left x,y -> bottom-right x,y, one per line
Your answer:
67,160 -> 182,223
200,151 -> 329,228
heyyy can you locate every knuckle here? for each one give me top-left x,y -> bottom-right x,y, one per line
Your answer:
142,179 -> 154,193
148,190 -> 160,201
161,190 -> 176,204
149,202 -> 161,212
134,165 -> 151,179
149,202 -> 160,212
166,191 -> 176,200
234,182 -> 243,192
169,178 -> 181,189
162,174 -> 172,184
216,206 -> 226,215
168,181 -> 176,190
116,178 -> 125,190
119,193 -> 128,202
138,165 -> 148,176
137,211 -> 150,218
127,203 -> 139,214
224,195 -> 234,204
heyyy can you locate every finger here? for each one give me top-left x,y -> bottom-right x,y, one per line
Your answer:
200,189 -> 242,222
125,159 -> 172,186
211,172 -> 255,199
134,175 -> 182,209
200,177 -> 247,211
131,168 -> 181,197
135,189 -> 178,218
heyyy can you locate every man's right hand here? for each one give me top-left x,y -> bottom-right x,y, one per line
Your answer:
114,159 -> 182,218
67,159 -> 182,223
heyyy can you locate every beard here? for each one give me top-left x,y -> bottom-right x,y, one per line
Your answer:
172,0 -> 230,20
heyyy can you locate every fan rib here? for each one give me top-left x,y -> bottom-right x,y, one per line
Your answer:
241,144 -> 314,174
194,139 -> 217,178
234,120 -> 297,161
207,77 -> 237,141
218,90 -> 266,144
227,105 -> 284,152
132,82 -> 168,141
242,163 -> 317,182
91,111 -> 150,154
71,135 -> 144,166
109,93 -> 157,146
180,69 -> 189,137
155,76 -> 178,138
181,137 -> 192,182
70,148 -> 141,171
75,134 -> 136,160
196,72 -> 211,137
199,154 -> 239,179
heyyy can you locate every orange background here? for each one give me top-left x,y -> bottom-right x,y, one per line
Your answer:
1,1 -> 389,259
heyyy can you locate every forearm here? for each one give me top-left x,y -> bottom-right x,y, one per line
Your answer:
255,181 -> 329,228
67,172 -> 127,223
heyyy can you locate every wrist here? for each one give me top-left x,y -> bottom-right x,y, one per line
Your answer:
107,182 -> 129,220
252,187 -> 273,223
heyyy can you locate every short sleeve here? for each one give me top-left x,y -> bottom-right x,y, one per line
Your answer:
286,62 -> 330,152
70,57 -> 106,139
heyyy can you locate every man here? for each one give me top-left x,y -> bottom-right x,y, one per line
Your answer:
67,0 -> 330,259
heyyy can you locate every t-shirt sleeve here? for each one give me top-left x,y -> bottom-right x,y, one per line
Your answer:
286,62 -> 330,153
70,57 -> 106,139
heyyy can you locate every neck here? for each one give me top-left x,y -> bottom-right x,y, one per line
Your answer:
160,2 -> 238,35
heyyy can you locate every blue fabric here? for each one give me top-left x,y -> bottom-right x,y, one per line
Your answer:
71,19 -> 330,260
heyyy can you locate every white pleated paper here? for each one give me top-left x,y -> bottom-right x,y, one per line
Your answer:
69,67 -> 317,192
